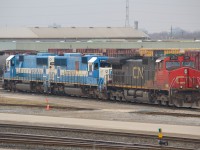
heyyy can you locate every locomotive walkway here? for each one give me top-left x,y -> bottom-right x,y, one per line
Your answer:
0,113 -> 199,139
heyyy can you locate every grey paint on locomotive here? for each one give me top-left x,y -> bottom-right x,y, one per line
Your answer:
112,57 -> 156,88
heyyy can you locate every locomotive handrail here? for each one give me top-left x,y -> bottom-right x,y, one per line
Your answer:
169,77 -> 176,96
197,77 -> 200,86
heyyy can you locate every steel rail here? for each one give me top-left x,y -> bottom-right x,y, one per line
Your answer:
0,132 -> 193,150
0,88 -> 199,111
0,77 -> 2,86
0,123 -> 199,143
0,124 -> 199,146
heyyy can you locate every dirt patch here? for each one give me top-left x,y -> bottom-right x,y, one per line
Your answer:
0,103 -> 95,111
132,111 -> 200,118
0,96 -> 96,111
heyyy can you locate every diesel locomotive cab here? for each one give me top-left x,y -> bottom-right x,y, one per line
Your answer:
155,55 -> 200,108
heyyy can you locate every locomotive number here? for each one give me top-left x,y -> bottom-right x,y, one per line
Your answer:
133,67 -> 143,79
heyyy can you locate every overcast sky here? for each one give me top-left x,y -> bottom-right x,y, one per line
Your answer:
0,0 -> 199,33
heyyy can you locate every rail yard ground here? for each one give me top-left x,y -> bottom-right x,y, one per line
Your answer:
0,89 -> 200,149
0,90 -> 200,126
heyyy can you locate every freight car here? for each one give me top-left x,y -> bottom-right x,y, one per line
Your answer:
106,55 -> 200,108
2,53 -> 200,108
1,50 -> 38,55
48,49 -> 73,55
139,48 -> 180,57
185,50 -> 200,70
0,55 -> 9,77
48,48 -> 140,57
48,48 -> 180,57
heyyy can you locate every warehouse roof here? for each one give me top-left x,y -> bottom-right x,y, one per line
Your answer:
0,27 -> 149,39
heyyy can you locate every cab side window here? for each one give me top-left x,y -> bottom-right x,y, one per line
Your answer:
11,60 -> 15,66
159,62 -> 163,70
94,63 -> 98,70
156,61 -> 163,70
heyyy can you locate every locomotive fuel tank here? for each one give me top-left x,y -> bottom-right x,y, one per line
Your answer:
64,87 -> 84,96
127,90 -> 143,97
127,90 -> 135,96
16,83 -> 31,91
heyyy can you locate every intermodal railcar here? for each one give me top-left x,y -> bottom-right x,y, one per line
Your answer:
2,53 -> 200,108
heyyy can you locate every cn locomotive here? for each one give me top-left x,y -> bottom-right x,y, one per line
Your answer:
107,55 -> 200,108
2,53 -> 200,108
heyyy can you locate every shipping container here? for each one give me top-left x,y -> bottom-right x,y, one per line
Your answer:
2,50 -> 38,55
76,49 -> 103,55
182,48 -> 200,54
48,49 -> 73,55
104,49 -> 139,57
185,50 -> 200,70
105,49 -> 117,57
139,48 -> 180,57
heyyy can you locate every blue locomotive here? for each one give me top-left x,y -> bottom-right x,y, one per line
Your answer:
3,53 -> 112,99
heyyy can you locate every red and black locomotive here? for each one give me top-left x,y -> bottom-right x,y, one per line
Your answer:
106,55 -> 200,108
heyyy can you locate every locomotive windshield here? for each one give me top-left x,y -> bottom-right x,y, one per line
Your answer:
182,61 -> 194,68
100,62 -> 111,68
166,61 -> 180,70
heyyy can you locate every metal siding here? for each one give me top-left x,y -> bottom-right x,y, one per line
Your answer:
1,41 -> 200,52
0,42 -> 16,50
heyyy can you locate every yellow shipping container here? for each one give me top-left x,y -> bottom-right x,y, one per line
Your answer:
139,48 -> 180,57
183,48 -> 200,52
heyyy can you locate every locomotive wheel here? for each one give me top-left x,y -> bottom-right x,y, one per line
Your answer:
10,82 -> 14,92
35,85 -> 42,93
173,99 -> 183,108
192,100 -> 200,108
12,82 -> 16,92
8,82 -> 12,91
3,81 -> 8,90
161,101 -> 169,106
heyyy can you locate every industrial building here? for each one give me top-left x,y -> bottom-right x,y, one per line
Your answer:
0,27 -> 148,42
0,27 -> 200,52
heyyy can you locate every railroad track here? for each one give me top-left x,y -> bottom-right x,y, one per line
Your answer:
0,77 -> 2,87
0,124 -> 199,150
0,132 -> 194,150
1,89 -> 200,112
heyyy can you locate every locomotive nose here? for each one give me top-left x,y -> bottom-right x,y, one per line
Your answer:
184,68 -> 188,75
172,67 -> 200,89
182,68 -> 199,89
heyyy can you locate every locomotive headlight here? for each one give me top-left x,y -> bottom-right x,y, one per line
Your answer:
196,85 -> 199,89
184,69 -> 188,74
165,84 -> 169,88
180,86 -> 183,89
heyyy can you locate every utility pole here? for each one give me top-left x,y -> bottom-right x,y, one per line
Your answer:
125,0 -> 130,27
170,25 -> 173,39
